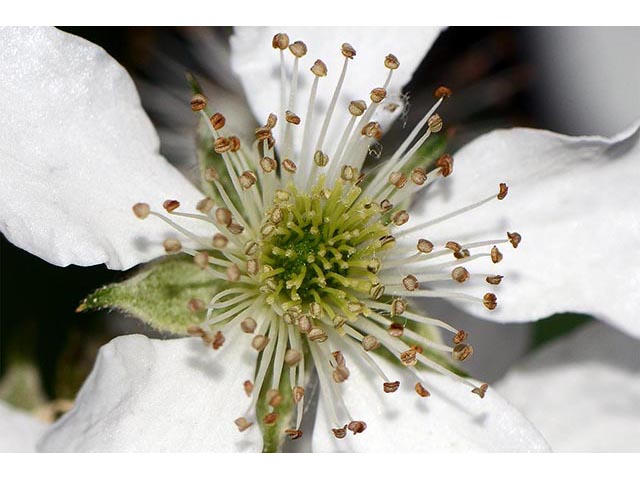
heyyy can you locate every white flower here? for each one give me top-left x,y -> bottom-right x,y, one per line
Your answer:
0,26 -> 638,453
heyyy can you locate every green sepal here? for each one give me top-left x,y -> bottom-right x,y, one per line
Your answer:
77,255 -> 223,335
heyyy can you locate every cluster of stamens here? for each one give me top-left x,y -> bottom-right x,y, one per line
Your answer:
132,32 -> 520,444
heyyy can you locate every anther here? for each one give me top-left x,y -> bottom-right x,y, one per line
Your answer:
446,241 -> 462,253
391,298 -> 407,316
507,232 -> 522,248
282,158 -> 297,173
497,183 -> 509,200
196,197 -> 214,214
289,40 -> 307,58
266,389 -> 282,408
483,293 -> 498,310
389,171 -> 407,189
369,283 -> 385,300
243,380 -> 254,397
239,317 -> 257,334
190,93 -> 207,111
384,53 -> 400,70
260,156 -> 277,173
204,167 -> 219,182
402,274 -> 419,291
452,343 -> 473,361
427,113 -> 443,133
251,335 -> 270,352
347,421 -> 367,435
247,258 -> 259,275
380,199 -> 393,212
332,351 -> 346,367
234,417 -> 253,432
229,136 -> 241,152
285,110 -> 301,125
132,202 -> 150,219
417,239 -> 434,253
349,100 -> 367,116
298,315 -> 312,334
212,233 -> 228,249
491,246 -> 503,264
361,121 -> 382,139
415,382 -> 431,398
340,165 -> 356,182
392,210 -> 409,226
400,349 -> 417,366
311,59 -> 328,77
308,327 -> 328,343
314,150 -> 329,167
454,249 -> 470,259
272,33 -> 289,50
411,167 -> 428,185
244,241 -> 259,256
285,429 -> 303,440
332,365 -> 350,383
210,112 -> 226,130
215,207 -> 232,227
309,303 -> 322,318
383,381 -> 400,393
266,113 -> 278,129
370,87 -> 387,103
362,335 -> 380,351
186,325 -> 205,337
341,43 -> 356,59
471,383 -> 489,399
379,235 -> 396,249
486,275 -> 504,285
263,412 -> 279,426
435,154 -> 454,177
453,330 -> 468,344
293,386 -> 305,403
162,199 -> 180,213
228,223 -> 245,235
194,251 -> 209,269
451,266 -> 470,283
388,322 -> 404,337
434,86 -> 453,99
214,137 -> 232,154
255,126 -> 272,142
332,426 -> 348,439
226,264 -> 241,282
239,171 -> 257,190
284,349 -> 303,367
212,331 -> 225,350
163,238 -> 182,254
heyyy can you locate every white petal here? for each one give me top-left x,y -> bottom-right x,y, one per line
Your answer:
0,27 -> 209,270
0,400 -> 47,452
230,27 -> 443,169
37,333 -> 262,452
496,322 -> 640,452
405,122 -> 640,337
311,351 -> 550,452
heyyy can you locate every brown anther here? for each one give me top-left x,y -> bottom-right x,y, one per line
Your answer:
369,283 -> 385,300
380,199 -> 393,212
311,59 -> 328,77
507,231 -> 522,248
332,365 -> 350,383
284,349 -> 303,367
213,136 -> 232,154
204,167 -> 219,182
362,335 -> 380,351
186,325 -> 205,337
234,417 -> 253,432
251,335 -> 270,352
472,383 -> 489,399
246,258 -> 259,275
132,202 -> 150,219
383,381 -> 400,393
229,136 -> 241,152
453,330 -> 468,344
427,113 -> 443,133
244,241 -> 259,256
454,249 -> 470,259
451,266 -> 470,283
332,350 -> 346,367
452,343 -> 473,361
415,382 -> 431,398
266,389 -> 282,408
314,150 -> 329,167
243,380 -> 254,397
163,238 -> 182,254
411,167 -> 428,185
392,210 -> 409,226
332,426 -> 348,439
190,93 -> 207,111
445,241 -> 462,253
417,238 -> 434,253
370,87 -> 387,103
347,301 -> 364,314
349,100 -> 367,116
212,331 -> 225,350
265,113 -> 278,129
486,275 -> 504,285
348,421 -> 367,435
263,412 -> 279,426
212,233 -> 228,249
285,429 -> 303,440
260,156 -> 277,173
361,121 -> 382,139
497,182 -> 509,200
389,171 -> 407,189
293,386 -> 305,403
491,245 -> 503,264
367,258 -> 381,274
228,223 -> 245,235
341,43 -> 356,59
402,274 -> 419,291
483,293 -> 498,310
379,235 -> 396,249
341,165 -> 356,182
400,349 -> 417,366
391,298 -> 407,316
412,345 -> 424,354
388,322 -> 405,337
434,86 -> 453,99
289,40 -> 307,58
282,158 -> 297,173
384,53 -> 400,70
210,112 -> 226,130
240,317 -> 257,334
215,207 -> 232,227
196,197 -> 214,214
309,302 -> 322,318
297,315 -> 312,334
255,126 -> 272,142
285,110 -> 301,125
226,264 -> 241,282
239,171 -> 257,190
308,326 -> 328,343
435,154 -> 454,177
272,32 -> 289,50
193,251 -> 209,270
